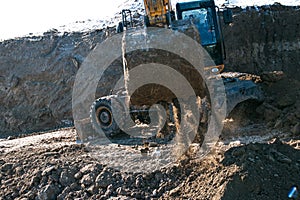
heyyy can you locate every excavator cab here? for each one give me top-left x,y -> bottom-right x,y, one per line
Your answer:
175,0 -> 226,69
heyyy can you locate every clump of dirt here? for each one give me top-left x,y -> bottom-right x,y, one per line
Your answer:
259,75 -> 300,130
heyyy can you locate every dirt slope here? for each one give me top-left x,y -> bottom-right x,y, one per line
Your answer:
224,5 -> 300,81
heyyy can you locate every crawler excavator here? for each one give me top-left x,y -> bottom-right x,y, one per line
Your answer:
83,0 -> 263,141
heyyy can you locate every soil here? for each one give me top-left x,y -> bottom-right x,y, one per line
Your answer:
0,128 -> 299,200
0,2 -> 300,200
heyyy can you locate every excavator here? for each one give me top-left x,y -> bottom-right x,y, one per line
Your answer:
82,0 -> 263,141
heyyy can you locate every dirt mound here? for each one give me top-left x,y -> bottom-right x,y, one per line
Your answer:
220,139 -> 300,199
220,5 -> 300,136
226,77 -> 299,136
0,30 -> 111,137
224,5 -> 300,81
0,129 -> 299,199
163,138 -> 300,200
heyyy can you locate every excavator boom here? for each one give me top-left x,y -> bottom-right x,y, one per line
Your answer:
143,0 -> 172,26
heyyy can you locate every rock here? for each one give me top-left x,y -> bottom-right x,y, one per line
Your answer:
265,108 -> 281,122
37,184 -> 61,200
48,169 -> 60,183
80,163 -> 102,174
99,194 -> 109,200
80,164 -> 94,174
266,154 -> 276,162
154,172 -> 165,182
9,75 -> 20,88
278,157 -> 292,164
231,147 -> 246,157
256,103 -> 281,122
74,172 -> 82,179
272,137 -> 283,145
248,143 -> 260,151
80,173 -> 95,186
290,113 -> 298,122
0,163 -> 13,173
41,166 -> 56,176
271,150 -> 292,164
57,186 -> 71,200
108,196 -> 132,200
261,71 -> 284,82
149,142 -> 159,147
105,184 -> 114,196
14,166 -> 24,176
135,175 -> 144,188
87,185 -> 97,195
274,119 -> 283,129
277,94 -> 296,108
59,169 -> 76,187
43,152 -> 59,157
7,136 -> 14,140
116,187 -> 127,196
30,172 -> 42,187
130,191 -> 143,199
169,185 -> 181,196
95,168 -> 114,188
24,190 -> 36,199
158,182 -> 169,194
152,189 -> 158,197
292,123 -> 300,135
69,182 -> 80,191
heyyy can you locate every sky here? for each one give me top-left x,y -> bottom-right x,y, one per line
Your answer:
0,0 -> 126,40
0,0 -> 299,40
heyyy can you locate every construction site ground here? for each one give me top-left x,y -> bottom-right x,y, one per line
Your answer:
0,3 -> 300,200
0,122 -> 299,199
1,72 -> 300,199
